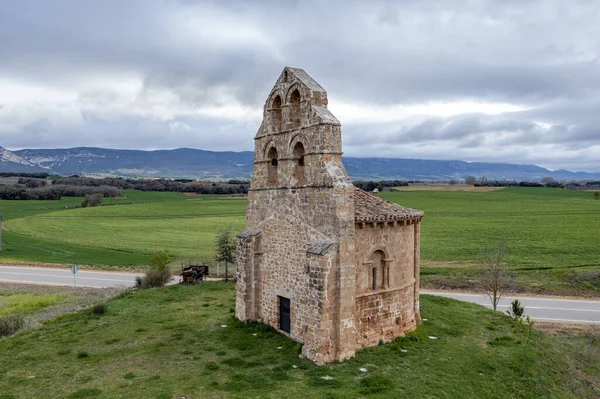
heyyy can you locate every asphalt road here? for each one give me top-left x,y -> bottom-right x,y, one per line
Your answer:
1,266 -> 598,324
423,291 -> 600,324
0,266 -> 142,288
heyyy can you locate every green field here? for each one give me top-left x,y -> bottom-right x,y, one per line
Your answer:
2,187 -> 599,294
379,188 -> 600,295
0,282 -> 597,398
0,191 -> 243,268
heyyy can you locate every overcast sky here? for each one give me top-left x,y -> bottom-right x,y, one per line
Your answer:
1,0 -> 599,171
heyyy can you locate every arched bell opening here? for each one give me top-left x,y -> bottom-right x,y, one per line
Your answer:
292,142 -> 306,186
267,146 -> 279,186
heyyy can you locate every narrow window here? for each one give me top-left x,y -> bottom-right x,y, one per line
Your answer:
372,268 -> 377,291
289,88 -> 301,129
371,250 -> 386,290
292,142 -> 306,186
270,95 -> 282,132
267,147 -> 278,186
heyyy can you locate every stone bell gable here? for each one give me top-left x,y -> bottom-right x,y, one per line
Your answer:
236,67 -> 424,364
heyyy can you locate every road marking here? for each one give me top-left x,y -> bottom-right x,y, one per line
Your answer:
532,317 -> 599,324
0,271 -> 135,283
421,291 -> 600,304
477,304 -> 600,312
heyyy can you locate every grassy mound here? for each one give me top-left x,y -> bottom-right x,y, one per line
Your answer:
0,282 -> 597,398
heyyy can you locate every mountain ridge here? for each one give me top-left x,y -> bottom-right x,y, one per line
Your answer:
0,146 -> 598,181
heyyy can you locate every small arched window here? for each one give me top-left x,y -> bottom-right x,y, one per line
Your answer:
270,95 -> 282,132
289,88 -> 301,129
292,142 -> 306,186
267,146 -> 279,186
371,250 -> 386,290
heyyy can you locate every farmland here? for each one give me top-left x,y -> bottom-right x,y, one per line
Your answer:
1,187 -> 599,295
0,282 -> 598,399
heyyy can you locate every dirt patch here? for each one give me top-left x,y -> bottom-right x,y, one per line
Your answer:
0,282 -> 125,334
536,322 -> 599,335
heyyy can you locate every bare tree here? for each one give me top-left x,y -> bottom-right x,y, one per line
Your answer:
479,239 -> 515,311
465,176 -> 477,186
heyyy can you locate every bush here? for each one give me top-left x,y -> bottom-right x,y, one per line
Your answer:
506,299 -> 525,320
0,315 -> 24,337
135,250 -> 172,289
90,303 -> 107,316
81,194 -> 103,207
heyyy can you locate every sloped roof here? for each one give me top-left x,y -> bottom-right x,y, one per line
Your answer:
307,241 -> 336,256
286,67 -> 326,93
354,188 -> 424,222
237,228 -> 261,239
312,106 -> 340,125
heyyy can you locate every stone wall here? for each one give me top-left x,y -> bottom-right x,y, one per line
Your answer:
353,221 -> 420,348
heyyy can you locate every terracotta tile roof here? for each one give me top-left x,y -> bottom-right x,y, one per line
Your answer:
354,188 -> 424,222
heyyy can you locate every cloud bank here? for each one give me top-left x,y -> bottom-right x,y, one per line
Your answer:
1,0 -> 599,171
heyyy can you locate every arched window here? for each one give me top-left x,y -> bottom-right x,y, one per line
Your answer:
267,147 -> 279,186
289,88 -> 301,129
270,95 -> 282,132
292,142 -> 306,186
370,250 -> 386,290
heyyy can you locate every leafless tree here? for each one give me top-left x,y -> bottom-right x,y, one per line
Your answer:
479,239 -> 515,311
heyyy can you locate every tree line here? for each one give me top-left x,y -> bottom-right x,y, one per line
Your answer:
52,177 -> 249,195
352,180 -> 409,192
0,185 -> 122,200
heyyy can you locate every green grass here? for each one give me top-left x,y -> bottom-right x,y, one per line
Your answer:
380,187 -> 600,295
0,282 -> 597,398
7,197 -> 246,264
0,191 -> 195,267
0,293 -> 68,317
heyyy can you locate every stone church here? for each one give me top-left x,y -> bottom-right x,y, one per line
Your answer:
236,67 -> 424,364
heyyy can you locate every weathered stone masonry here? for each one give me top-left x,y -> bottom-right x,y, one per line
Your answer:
236,67 -> 424,364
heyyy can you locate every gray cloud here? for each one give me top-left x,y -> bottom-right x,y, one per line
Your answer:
0,0 -> 599,171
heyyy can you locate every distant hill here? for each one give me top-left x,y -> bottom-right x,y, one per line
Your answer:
2,146 -> 598,181
0,146 -> 47,173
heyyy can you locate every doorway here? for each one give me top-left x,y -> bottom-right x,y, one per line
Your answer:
279,296 -> 291,334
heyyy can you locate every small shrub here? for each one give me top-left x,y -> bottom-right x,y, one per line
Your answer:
0,315 -> 24,337
77,351 -> 89,359
135,250 -> 172,289
205,362 -> 219,371
90,303 -> 107,316
81,193 -> 103,208
123,372 -> 135,379
506,299 -> 525,320
359,374 -> 395,394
